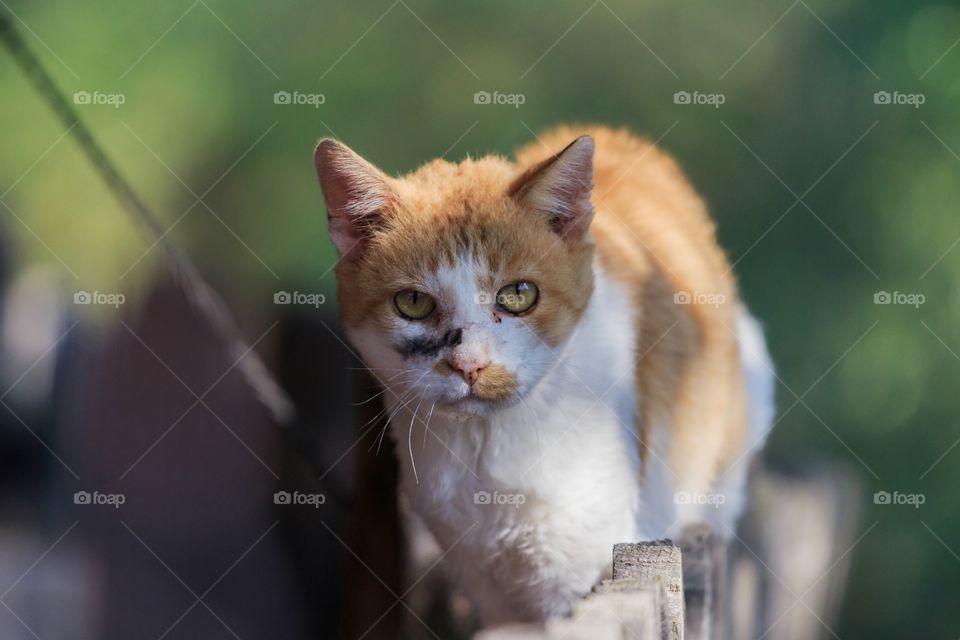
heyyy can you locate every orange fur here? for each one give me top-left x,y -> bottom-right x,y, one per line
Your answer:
515,126 -> 747,490
327,150 -> 594,349
323,125 -> 747,489
473,363 -> 520,401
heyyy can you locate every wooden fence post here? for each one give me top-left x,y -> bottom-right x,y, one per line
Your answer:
611,540 -> 684,640
678,524 -> 726,640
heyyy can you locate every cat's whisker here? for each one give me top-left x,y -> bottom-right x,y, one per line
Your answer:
422,401 -> 437,449
379,386 -> 420,446
374,370 -> 432,455
385,368 -> 421,381
349,366 -> 418,376
353,386 -> 392,407
349,366 -> 407,371
365,382 -> 421,453
360,400 -> 397,445
352,386 -> 412,420
374,388 -> 419,454
353,371 -> 419,406
408,393 -> 427,485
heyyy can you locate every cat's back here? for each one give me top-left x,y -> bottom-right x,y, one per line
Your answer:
515,126 -> 754,510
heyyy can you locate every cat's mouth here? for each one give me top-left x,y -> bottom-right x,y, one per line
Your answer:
439,396 -> 502,417
439,386 -> 524,417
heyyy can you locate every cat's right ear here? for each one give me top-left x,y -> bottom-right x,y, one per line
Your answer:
314,139 -> 396,258
508,136 -> 595,239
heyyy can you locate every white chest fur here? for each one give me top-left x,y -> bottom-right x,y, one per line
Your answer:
386,262 -> 642,623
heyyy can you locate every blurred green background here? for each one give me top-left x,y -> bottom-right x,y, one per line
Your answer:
2,0 -> 959,636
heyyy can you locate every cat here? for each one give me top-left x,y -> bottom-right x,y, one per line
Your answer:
313,125 -> 775,626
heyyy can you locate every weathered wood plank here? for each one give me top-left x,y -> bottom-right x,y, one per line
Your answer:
476,540 -> 681,640
550,590 -> 660,639
612,540 -> 684,640
475,461 -> 861,640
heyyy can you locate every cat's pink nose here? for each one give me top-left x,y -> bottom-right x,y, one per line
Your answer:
448,357 -> 488,385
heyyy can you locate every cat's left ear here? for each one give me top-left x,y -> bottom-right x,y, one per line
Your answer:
509,136 -> 595,239
314,139 -> 396,257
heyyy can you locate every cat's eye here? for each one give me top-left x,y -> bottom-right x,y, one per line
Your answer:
394,289 -> 436,320
496,281 -> 539,314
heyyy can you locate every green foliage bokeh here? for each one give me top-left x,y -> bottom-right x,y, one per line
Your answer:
2,0 -> 959,635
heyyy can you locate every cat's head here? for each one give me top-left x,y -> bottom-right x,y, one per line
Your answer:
314,136 -> 596,417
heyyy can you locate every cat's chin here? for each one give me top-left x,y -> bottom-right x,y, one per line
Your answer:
436,394 -> 520,419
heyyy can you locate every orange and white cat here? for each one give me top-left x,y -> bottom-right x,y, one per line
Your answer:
314,126 -> 774,625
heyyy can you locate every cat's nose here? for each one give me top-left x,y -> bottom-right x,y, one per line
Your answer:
447,357 -> 489,385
